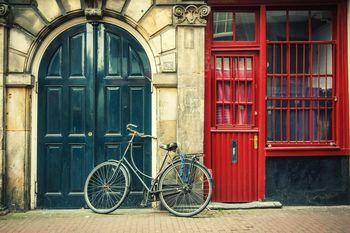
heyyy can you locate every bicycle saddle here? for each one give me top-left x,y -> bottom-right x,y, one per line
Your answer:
159,142 -> 178,151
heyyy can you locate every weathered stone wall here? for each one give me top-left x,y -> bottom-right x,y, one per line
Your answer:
177,26 -> 205,153
6,86 -> 31,210
0,0 -> 209,210
0,14 -> 8,211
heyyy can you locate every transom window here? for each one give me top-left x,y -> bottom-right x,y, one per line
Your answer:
213,11 -> 256,41
266,10 -> 335,144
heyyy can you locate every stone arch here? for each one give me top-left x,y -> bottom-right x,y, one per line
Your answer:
8,0 -> 175,75
27,16 -> 161,208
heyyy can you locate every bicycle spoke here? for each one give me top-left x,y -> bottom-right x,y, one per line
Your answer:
159,161 -> 212,217
84,162 -> 129,213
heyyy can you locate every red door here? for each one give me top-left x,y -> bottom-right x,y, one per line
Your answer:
206,53 -> 259,202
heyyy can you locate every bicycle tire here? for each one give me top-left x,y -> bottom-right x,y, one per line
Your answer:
158,160 -> 213,217
84,161 -> 130,214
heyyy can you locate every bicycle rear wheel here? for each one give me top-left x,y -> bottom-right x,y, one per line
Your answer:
159,161 -> 213,217
84,161 -> 129,214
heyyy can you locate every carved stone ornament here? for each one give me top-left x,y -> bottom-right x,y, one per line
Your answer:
173,4 -> 210,26
85,8 -> 102,20
0,3 -> 9,25
0,4 -> 8,16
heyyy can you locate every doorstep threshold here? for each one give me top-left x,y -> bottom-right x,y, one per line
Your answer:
209,201 -> 282,210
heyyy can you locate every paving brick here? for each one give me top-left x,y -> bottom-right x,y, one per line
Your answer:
0,207 -> 349,233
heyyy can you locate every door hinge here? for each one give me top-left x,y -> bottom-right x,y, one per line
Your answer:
253,135 -> 258,150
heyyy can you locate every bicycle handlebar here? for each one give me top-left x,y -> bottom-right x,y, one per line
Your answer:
140,134 -> 157,139
126,124 -> 157,139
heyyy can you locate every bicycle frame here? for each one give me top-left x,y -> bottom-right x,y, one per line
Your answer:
109,132 -> 179,196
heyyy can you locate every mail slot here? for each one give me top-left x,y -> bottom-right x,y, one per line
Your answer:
232,140 -> 237,164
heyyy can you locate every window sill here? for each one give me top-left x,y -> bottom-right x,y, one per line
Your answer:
264,145 -> 350,157
265,146 -> 341,151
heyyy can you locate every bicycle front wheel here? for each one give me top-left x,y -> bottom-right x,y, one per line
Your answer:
159,161 -> 213,217
84,161 -> 129,214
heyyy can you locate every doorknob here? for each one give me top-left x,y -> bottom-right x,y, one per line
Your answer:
88,132 -> 93,137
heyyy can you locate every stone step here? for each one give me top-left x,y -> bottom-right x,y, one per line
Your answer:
208,201 -> 282,210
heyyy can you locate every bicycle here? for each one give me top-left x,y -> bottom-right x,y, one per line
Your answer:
84,124 -> 213,217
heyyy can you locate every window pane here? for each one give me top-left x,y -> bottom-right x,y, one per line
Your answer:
319,77 -> 326,97
267,76 -> 272,96
312,109 -> 318,140
312,44 -> 332,75
290,76 -> 296,97
213,12 -> 233,41
216,105 -> 223,124
311,11 -> 332,41
224,81 -> 231,101
235,105 -> 251,125
289,11 -> 309,41
267,11 -> 286,41
290,44 -> 310,74
223,105 -> 232,124
267,108 -> 273,140
267,44 -> 287,74
235,12 -> 255,41
290,110 -> 296,141
274,108 -> 287,141
326,76 -> 332,97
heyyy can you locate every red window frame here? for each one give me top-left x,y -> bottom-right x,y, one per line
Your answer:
213,54 -> 257,129
212,10 -> 259,45
211,7 -> 260,49
205,1 -> 350,158
266,9 -> 336,146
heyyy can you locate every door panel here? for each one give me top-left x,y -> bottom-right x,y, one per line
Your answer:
211,132 -> 258,202
38,23 -> 151,208
208,53 -> 259,202
38,25 -> 93,208
95,24 -> 151,204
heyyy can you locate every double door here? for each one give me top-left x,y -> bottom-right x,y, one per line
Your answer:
37,23 -> 151,208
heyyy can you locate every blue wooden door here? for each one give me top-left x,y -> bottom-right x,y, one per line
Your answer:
37,23 -> 151,208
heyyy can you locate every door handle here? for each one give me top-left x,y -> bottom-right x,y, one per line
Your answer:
88,132 -> 93,137
250,135 -> 258,149
253,135 -> 258,149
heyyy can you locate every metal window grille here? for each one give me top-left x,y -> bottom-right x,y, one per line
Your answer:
266,10 -> 335,144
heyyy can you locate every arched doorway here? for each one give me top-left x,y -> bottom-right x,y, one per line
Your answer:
37,23 -> 152,208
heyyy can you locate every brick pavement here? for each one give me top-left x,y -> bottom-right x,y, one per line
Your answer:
0,206 -> 349,233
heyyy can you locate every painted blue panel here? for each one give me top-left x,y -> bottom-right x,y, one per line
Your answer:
47,46 -> 62,76
69,87 -> 86,135
69,145 -> 86,193
130,87 -> 144,133
106,32 -> 121,76
105,144 -> 121,161
129,46 -> 142,76
70,33 -> 85,76
46,87 -> 62,135
45,144 -> 63,193
130,143 -> 145,191
105,86 -> 121,134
